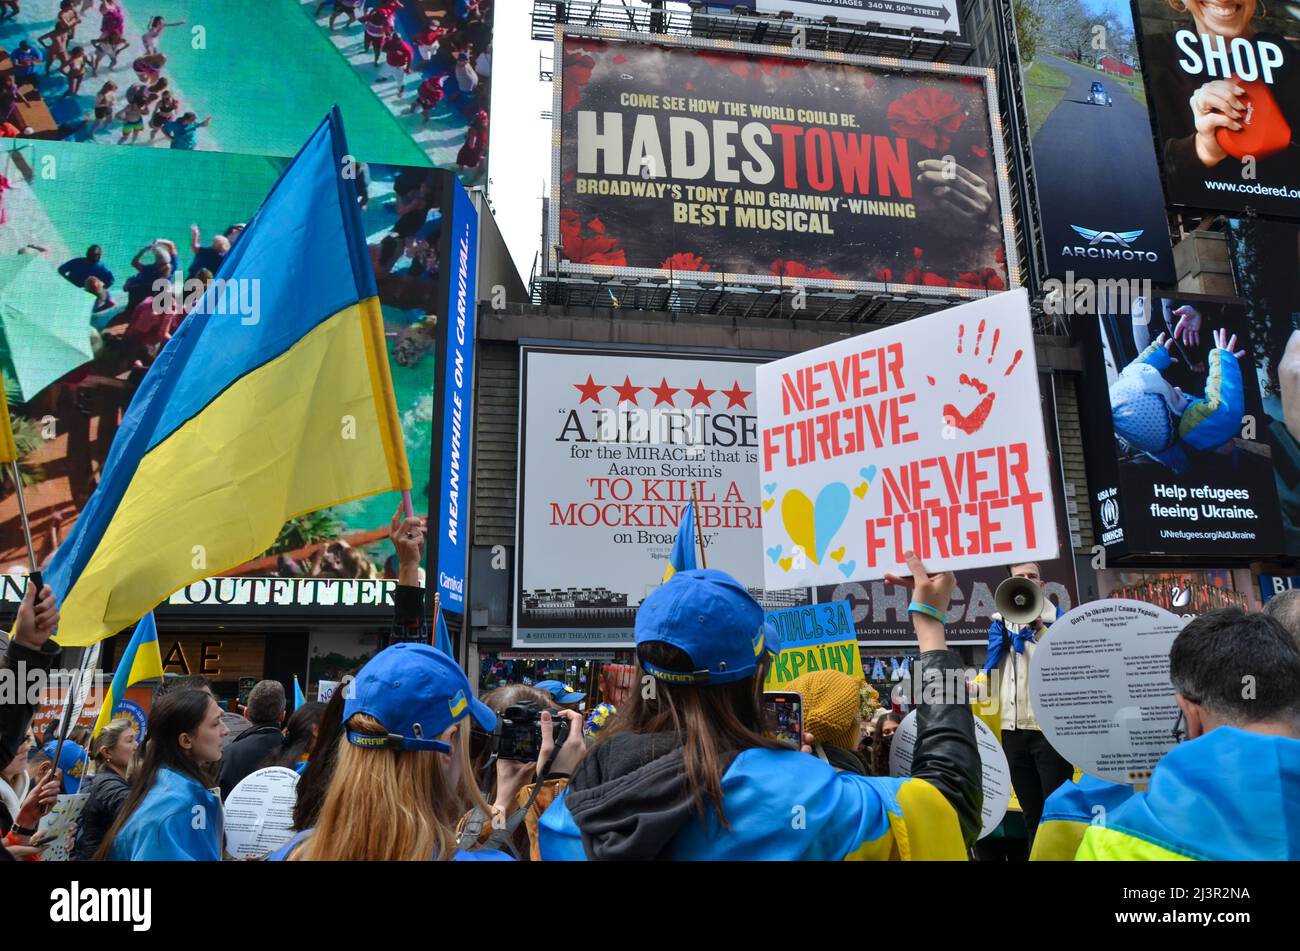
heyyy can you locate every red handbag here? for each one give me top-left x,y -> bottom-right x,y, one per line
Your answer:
1215,78 -> 1292,160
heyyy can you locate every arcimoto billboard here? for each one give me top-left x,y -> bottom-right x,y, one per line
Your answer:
1017,0 -> 1176,282
1133,0 -> 1300,218
551,28 -> 1019,297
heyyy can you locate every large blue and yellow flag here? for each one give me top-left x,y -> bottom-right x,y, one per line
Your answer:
45,109 -> 411,646
661,500 -> 697,583
92,612 -> 163,738
293,674 -> 307,711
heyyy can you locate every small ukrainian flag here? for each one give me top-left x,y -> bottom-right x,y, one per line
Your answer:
93,613 -> 164,739
662,500 -> 697,583
435,609 -> 454,658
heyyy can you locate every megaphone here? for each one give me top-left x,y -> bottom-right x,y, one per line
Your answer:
995,577 -> 1045,626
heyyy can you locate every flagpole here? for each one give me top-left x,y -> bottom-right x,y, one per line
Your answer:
690,482 -> 707,569
9,460 -> 42,592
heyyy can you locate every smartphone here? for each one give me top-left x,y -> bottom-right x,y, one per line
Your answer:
760,691 -> 803,747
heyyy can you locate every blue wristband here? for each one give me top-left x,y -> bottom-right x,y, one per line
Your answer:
908,601 -> 946,623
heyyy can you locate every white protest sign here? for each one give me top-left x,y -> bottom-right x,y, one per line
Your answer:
35,792 -> 89,861
756,289 -> 1057,588
1030,599 -> 1183,784
889,710 -> 1010,840
223,767 -> 300,859
317,680 -> 340,703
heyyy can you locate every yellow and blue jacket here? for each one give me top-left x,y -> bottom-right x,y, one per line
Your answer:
1076,727 -> 1300,860
539,649 -> 982,861
1029,774 -> 1134,861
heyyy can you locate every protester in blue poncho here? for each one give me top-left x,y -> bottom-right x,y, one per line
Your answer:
1078,608 -> 1300,860
96,689 -> 229,861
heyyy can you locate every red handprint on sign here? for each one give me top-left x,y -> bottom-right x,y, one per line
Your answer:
926,318 -> 1024,436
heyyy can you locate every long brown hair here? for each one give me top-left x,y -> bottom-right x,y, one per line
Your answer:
288,713 -> 492,861
592,641 -> 786,827
93,689 -> 213,861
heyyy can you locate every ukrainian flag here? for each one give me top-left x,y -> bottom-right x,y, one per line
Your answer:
661,501 -> 697,583
44,109 -> 411,646
0,372 -> 17,465
92,612 -> 163,738
293,675 -> 306,711
435,609 -> 454,658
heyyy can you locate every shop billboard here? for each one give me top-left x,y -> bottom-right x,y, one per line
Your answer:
1133,0 -> 1300,218
515,346 -> 808,648
551,28 -> 1019,297
1075,292 -> 1283,559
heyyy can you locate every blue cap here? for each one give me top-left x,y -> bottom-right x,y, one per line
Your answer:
42,740 -> 89,794
343,643 -> 495,753
635,569 -> 780,685
534,679 -> 586,705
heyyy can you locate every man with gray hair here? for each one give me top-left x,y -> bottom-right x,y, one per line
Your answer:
1264,589 -> 1300,649
217,679 -> 286,800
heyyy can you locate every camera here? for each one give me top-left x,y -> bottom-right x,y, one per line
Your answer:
497,702 -> 570,762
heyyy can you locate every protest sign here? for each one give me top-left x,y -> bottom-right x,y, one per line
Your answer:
317,680 -> 341,704
763,601 -> 861,689
223,767 -> 300,859
1030,599 -> 1184,785
890,711 -> 1010,839
34,793 -> 89,862
757,289 -> 1058,589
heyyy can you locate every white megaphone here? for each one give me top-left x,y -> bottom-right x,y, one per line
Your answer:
994,577 -> 1045,626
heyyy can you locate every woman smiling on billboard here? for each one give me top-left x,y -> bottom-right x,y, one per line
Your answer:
1138,0 -> 1300,214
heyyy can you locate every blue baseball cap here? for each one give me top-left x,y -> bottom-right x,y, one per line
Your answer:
635,569 -> 781,685
42,740 -> 89,794
534,679 -> 586,705
343,643 -> 495,753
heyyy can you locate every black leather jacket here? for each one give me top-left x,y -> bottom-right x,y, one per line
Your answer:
910,649 -> 983,848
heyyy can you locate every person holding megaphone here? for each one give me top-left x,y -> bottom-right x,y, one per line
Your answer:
980,562 -> 1071,849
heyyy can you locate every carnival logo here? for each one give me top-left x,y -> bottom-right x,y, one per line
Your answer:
1070,225 -> 1144,248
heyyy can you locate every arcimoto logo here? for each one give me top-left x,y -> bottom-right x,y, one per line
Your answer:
1063,225 -> 1160,262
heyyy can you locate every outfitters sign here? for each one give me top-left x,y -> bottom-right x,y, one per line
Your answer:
552,29 -> 1018,297
1075,292 -> 1283,559
1134,0 -> 1300,218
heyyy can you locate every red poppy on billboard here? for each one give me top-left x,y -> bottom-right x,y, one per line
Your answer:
887,87 -> 966,151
